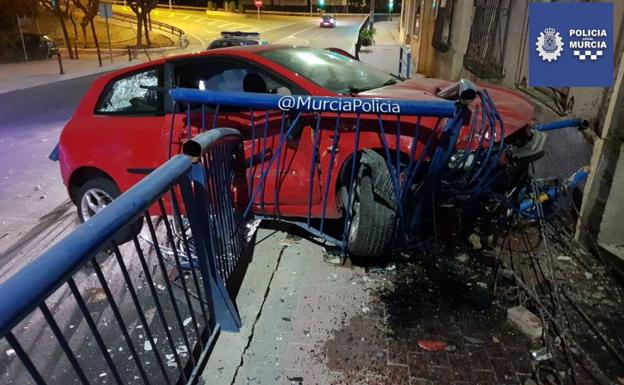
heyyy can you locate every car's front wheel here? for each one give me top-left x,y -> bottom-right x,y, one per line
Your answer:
76,177 -> 142,245
342,150 -> 398,258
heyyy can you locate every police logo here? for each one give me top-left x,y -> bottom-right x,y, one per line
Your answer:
536,27 -> 564,62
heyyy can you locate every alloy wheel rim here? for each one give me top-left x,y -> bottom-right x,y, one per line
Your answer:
80,188 -> 113,221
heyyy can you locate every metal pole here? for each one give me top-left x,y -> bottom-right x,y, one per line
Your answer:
369,0 -> 375,29
56,53 -> 64,74
105,8 -> 113,63
257,7 -> 260,22
17,15 -> 28,62
169,0 -> 172,12
310,0 -> 312,16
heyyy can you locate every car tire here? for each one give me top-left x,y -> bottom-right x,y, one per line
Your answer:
76,177 -> 143,245
343,150 -> 398,257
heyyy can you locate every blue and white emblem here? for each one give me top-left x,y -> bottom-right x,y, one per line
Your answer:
536,27 -> 564,62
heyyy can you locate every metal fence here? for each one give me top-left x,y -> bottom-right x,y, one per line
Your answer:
170,81 -> 503,256
0,131 -> 244,384
112,12 -> 184,37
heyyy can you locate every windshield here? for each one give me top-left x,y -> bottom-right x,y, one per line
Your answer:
259,47 -> 398,94
322,15 -> 334,20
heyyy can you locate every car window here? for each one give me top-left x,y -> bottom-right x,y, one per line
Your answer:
260,47 -> 398,95
173,58 -> 296,95
96,68 -> 161,114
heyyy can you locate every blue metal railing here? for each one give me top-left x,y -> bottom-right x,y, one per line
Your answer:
398,46 -> 411,79
170,85 -> 503,256
0,131 -> 244,384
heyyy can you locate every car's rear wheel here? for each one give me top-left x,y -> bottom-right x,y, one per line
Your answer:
343,150 -> 398,258
76,177 -> 142,245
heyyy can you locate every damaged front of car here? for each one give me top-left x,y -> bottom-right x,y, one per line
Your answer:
354,76 -> 587,250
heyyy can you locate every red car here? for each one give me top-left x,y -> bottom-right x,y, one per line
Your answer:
52,45 -> 537,256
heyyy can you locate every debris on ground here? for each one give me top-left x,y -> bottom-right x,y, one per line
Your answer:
417,340 -> 447,351
507,306 -> 544,340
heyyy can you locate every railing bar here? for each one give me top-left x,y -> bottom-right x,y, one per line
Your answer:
91,259 -> 151,385
112,245 -> 173,384
186,103 -> 192,139
211,105 -> 220,129
404,116 -> 421,197
248,108 -> 256,199
307,114 -> 323,226
168,102 -> 178,159
170,187 -> 210,326
274,112 -> 286,218
142,214 -> 188,383
156,199 -> 200,361
375,116 -> 405,225
5,332 -> 47,385
319,113 -> 341,235
39,303 -> 91,385
341,113 -> 362,255
201,104 -> 206,132
67,278 -> 124,385
260,111 -> 269,208
229,141 -> 245,260
396,115 -> 401,185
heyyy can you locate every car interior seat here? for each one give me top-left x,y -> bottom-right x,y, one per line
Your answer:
243,72 -> 268,93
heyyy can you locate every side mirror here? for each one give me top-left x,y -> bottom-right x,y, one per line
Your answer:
435,79 -> 478,105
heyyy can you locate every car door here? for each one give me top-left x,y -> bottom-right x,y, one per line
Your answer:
89,65 -> 167,192
164,56 -> 322,214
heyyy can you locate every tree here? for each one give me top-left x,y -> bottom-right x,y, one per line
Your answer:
43,0 -> 75,59
127,0 -> 157,48
72,0 -> 100,49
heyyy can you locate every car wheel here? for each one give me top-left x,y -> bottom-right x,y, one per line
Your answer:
343,150 -> 398,257
76,177 -> 142,245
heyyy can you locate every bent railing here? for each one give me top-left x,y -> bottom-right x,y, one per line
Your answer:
170,85 -> 504,255
0,131 -> 244,385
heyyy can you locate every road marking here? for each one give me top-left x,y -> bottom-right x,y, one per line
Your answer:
196,17 -> 206,22
182,15 -> 190,20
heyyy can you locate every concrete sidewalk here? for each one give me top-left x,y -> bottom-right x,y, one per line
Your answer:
201,223 -> 541,385
359,20 -> 403,75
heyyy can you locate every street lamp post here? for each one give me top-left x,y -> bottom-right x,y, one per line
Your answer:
169,0 -> 172,12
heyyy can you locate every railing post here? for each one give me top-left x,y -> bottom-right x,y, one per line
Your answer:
56,53 -> 64,74
398,46 -> 403,77
406,51 -> 411,78
179,163 -> 242,332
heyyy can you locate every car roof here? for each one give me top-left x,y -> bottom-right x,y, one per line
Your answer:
93,45 -> 295,88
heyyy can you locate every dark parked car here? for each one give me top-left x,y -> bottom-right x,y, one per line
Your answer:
0,33 -> 58,62
207,31 -> 268,49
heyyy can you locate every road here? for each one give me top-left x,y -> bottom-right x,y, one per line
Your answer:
0,11 -> 364,277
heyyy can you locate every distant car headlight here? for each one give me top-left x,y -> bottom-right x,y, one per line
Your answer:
320,18 -> 324,22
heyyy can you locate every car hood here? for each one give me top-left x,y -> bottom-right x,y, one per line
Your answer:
359,77 -> 534,136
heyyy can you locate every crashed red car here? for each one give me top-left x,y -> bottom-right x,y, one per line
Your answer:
52,45 -> 539,256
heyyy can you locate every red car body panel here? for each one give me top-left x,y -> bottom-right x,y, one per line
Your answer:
57,46 -> 534,219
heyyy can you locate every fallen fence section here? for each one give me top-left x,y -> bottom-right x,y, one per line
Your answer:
0,130 -> 245,384
171,86 -> 503,256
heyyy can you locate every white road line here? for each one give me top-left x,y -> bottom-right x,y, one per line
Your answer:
196,17 -> 206,22
182,15 -> 190,20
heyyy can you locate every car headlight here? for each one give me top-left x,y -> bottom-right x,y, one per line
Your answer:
447,150 -> 476,171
